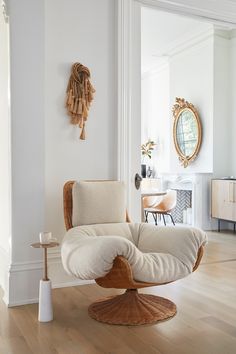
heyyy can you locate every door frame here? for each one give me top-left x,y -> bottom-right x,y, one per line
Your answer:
117,0 -> 236,219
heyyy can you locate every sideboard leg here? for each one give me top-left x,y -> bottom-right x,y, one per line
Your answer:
218,219 -> 221,232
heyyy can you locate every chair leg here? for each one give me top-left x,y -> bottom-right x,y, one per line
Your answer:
144,211 -> 148,223
152,213 -> 157,226
162,214 -> 166,226
168,213 -> 175,226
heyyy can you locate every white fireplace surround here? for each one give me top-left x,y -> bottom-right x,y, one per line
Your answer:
161,173 -> 213,230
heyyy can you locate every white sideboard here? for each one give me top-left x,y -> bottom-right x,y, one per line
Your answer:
211,179 -> 236,231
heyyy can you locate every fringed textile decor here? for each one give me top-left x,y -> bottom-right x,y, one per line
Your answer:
66,63 -> 95,140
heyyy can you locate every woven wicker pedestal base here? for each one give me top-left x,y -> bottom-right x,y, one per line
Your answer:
88,289 -> 177,325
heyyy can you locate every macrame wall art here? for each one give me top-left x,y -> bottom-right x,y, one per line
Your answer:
66,62 -> 95,140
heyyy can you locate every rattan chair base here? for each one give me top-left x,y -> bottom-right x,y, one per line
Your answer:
88,289 -> 177,325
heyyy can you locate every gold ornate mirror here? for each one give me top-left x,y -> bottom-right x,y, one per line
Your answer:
172,97 -> 202,168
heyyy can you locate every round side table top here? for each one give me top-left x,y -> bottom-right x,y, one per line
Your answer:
31,242 -> 59,249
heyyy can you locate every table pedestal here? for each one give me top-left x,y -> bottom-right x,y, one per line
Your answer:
38,279 -> 53,322
31,242 -> 59,323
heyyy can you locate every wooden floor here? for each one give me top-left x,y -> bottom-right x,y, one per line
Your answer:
1,230 -> 236,354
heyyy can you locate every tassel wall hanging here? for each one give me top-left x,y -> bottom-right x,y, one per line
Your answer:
66,62 -> 95,140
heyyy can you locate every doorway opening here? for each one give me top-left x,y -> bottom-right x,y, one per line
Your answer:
140,6 -> 234,228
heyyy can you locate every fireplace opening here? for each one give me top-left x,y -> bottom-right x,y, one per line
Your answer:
171,189 -> 192,224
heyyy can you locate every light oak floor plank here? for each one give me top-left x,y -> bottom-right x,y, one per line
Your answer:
0,230 -> 236,354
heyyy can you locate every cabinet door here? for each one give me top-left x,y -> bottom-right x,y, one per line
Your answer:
231,182 -> 236,221
212,180 -> 233,221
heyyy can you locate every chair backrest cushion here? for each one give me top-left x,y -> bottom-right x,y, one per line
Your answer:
72,181 -> 126,226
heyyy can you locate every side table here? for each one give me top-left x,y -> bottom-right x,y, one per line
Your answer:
31,242 -> 59,322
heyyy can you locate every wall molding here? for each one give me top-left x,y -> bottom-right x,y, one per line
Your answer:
6,250 -> 93,307
0,246 -> 10,305
9,259 -> 42,273
117,0 -> 132,212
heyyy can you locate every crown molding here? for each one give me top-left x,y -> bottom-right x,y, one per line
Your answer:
136,0 -> 236,28
0,246 -> 10,305
142,27 -> 219,75
142,59 -> 169,78
152,26 -> 214,62
1,0 -> 9,23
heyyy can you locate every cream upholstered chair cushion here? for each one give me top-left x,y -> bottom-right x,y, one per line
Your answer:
61,223 -> 207,283
72,181 -> 126,227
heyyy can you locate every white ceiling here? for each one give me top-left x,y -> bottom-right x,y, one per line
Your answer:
141,8 -> 213,73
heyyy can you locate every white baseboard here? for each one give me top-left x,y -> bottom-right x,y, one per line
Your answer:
6,249 -> 94,307
0,246 -> 10,305
52,279 -> 95,289
8,298 -> 39,307
8,260 -> 43,307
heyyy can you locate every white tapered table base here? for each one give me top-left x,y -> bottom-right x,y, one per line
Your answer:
38,279 -> 53,322
31,242 -> 59,322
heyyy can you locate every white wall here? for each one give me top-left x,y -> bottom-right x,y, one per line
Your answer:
45,0 -> 116,239
213,32 -> 231,177
45,0 -> 116,286
142,32 -> 215,175
141,75 -> 151,145
8,0 -> 45,305
6,0 -> 116,306
168,30 -> 231,230
142,29 -> 233,178
231,32 -> 236,177
0,1 -> 11,300
141,63 -> 170,175
169,35 -> 214,174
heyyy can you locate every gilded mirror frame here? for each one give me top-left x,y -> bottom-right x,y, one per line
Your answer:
172,97 -> 202,168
